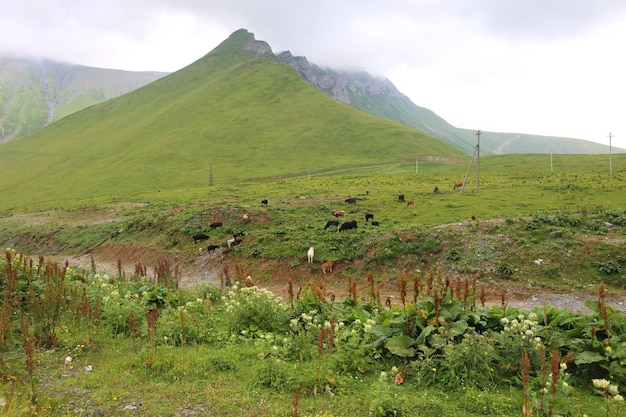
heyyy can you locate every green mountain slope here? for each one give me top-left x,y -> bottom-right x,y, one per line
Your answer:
0,55 -> 167,142
0,29 -> 463,211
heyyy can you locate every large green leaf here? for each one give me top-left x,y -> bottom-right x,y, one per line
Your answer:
574,351 -> 606,365
385,335 -> 416,358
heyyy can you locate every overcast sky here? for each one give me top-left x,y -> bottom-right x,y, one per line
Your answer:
2,0 -> 625,149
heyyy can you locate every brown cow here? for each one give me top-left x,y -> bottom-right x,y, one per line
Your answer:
406,200 -> 415,208
321,261 -> 334,275
331,210 -> 346,218
454,182 -> 463,190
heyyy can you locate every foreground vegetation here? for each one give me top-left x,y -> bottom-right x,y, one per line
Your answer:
1,248 -> 625,416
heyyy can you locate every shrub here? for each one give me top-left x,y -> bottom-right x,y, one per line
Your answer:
440,333 -> 498,389
224,283 -> 290,334
445,248 -> 461,262
497,263 -> 516,278
255,357 -> 294,390
99,290 -> 146,336
157,303 -> 211,346
596,261 -> 622,275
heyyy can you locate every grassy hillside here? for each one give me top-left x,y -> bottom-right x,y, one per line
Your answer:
1,153 -> 624,287
347,91 -> 477,154
0,56 -> 166,141
0,30 -> 462,212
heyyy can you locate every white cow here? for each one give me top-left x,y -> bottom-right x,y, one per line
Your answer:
307,246 -> 315,264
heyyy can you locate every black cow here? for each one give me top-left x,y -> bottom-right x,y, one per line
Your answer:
233,231 -> 245,239
398,194 -> 405,202
209,222 -> 223,228
371,221 -> 379,226
193,233 -> 210,244
345,197 -> 357,204
339,220 -> 358,232
365,213 -> 374,223
324,220 -> 340,230
206,244 -> 220,253
261,199 -> 268,205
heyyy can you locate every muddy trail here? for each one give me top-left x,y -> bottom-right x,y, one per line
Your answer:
52,243 -> 626,314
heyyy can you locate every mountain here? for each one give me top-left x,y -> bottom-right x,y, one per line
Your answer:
278,51 -> 475,154
277,52 -> 623,155
0,29 -> 463,211
0,56 -> 167,142
2,33 -> 621,156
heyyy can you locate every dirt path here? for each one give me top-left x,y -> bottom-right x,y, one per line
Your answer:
51,244 -> 626,314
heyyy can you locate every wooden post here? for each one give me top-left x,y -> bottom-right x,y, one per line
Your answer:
608,132 -> 614,181
476,130 -> 481,192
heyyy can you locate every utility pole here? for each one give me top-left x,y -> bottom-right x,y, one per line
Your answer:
550,146 -> 553,172
476,130 -> 481,192
608,132 -> 614,181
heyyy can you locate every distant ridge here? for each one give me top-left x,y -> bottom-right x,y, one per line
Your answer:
0,55 -> 167,142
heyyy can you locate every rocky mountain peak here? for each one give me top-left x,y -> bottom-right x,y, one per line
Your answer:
244,38 -> 274,57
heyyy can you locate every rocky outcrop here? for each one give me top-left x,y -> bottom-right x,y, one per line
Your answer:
277,51 -> 404,104
244,39 -> 274,57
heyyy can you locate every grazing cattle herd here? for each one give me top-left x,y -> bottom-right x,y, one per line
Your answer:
192,183 -> 462,274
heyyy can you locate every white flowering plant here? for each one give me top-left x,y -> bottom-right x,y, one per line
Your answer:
224,283 -> 291,334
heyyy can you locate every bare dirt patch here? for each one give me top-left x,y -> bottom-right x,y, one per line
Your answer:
3,203 -> 146,227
